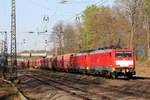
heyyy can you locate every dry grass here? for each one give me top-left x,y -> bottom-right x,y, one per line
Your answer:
135,61 -> 150,77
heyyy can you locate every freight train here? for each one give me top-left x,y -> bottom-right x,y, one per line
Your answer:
17,49 -> 136,78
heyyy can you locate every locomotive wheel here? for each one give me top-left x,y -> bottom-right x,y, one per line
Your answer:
107,72 -> 112,79
82,70 -> 86,75
127,74 -> 133,79
86,71 -> 90,76
111,73 -> 118,79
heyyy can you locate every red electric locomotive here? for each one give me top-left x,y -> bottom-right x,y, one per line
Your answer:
111,49 -> 135,78
73,49 -> 135,78
73,52 -> 88,73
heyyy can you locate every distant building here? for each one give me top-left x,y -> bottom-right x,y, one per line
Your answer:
19,53 -> 31,57
31,53 -> 47,57
19,52 -> 53,58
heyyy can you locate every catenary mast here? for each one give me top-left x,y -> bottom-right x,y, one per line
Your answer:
11,0 -> 17,66
10,0 -> 17,79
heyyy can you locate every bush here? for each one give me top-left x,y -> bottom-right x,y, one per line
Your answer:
136,54 -> 148,61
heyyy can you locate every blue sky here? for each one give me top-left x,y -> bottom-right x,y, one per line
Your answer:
0,0 -> 114,52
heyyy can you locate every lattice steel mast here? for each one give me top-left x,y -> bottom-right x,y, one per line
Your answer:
0,31 -> 8,56
11,0 -> 17,66
4,32 -> 8,56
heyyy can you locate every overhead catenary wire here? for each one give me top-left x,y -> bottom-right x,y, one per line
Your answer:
28,0 -> 76,33
65,0 -> 109,23
34,0 -> 110,35
26,0 -> 109,23
30,0 -> 53,11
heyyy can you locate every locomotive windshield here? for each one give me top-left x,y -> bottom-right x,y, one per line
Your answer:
115,51 -> 132,58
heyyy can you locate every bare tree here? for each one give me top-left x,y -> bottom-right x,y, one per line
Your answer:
51,21 -> 64,55
63,24 -> 76,53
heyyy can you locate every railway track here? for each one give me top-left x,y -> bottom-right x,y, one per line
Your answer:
51,74 -> 150,95
17,69 -> 150,100
33,70 -> 150,99
2,79 -> 28,100
23,71 -> 116,100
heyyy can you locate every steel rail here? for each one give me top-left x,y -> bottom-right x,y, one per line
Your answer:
24,71 -> 116,100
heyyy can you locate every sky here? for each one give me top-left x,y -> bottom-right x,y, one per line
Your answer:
0,0 -> 114,53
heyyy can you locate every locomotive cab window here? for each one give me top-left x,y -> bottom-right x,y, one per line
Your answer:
115,51 -> 132,58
